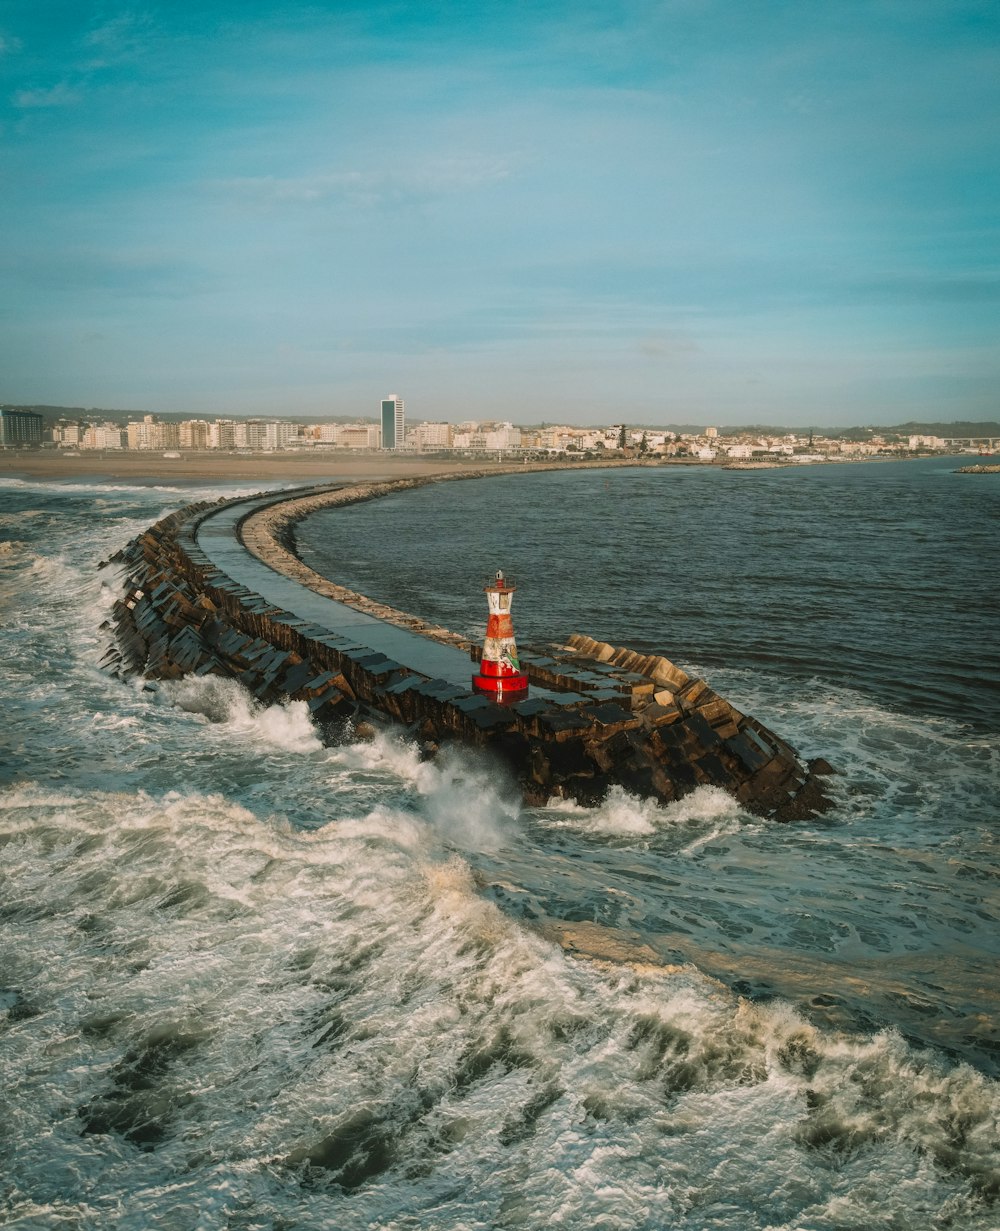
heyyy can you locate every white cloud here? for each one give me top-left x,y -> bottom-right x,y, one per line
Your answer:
13,82 -> 82,109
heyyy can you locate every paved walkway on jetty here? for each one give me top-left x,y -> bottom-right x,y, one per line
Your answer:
192,488 -> 559,698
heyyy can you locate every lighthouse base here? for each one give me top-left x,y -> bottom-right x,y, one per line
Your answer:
472,669 -> 529,701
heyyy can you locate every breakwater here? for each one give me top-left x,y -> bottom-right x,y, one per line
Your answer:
103,472 -> 833,820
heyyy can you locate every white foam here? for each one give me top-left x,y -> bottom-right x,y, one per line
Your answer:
0,476 -> 265,500
322,730 -> 520,852
162,676 -> 323,754
1,780 -> 997,1229
542,784 -> 745,842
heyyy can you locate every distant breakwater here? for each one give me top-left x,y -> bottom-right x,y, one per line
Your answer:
103,467 -> 833,821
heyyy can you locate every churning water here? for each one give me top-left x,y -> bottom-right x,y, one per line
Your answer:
2,460 -> 998,1230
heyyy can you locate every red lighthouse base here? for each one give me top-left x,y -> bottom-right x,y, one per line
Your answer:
472,659 -> 529,700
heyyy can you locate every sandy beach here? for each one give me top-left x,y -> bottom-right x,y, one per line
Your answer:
0,450 -> 478,485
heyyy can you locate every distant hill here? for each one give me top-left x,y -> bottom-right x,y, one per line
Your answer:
715,422 -> 998,439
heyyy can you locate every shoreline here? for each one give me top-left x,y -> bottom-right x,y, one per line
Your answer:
0,448 -> 970,485
0,451 -> 482,485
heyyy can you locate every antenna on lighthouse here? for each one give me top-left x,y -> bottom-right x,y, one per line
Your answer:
472,569 -> 529,701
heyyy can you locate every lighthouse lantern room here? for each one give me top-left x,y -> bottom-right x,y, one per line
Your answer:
472,570 -> 529,700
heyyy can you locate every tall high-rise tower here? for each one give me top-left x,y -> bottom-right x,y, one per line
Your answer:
380,394 -> 405,449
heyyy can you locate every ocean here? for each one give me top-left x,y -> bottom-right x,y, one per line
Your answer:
1,458 -> 998,1230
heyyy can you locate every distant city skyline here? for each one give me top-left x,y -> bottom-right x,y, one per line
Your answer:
6,401 -> 1000,438
1,2 -> 997,426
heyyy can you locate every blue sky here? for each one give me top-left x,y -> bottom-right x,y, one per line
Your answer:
1,1 -> 997,426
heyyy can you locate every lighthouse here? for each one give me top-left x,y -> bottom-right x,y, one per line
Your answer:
472,570 -> 529,700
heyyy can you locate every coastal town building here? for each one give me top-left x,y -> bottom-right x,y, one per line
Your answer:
207,419 -> 237,451
3,403 -> 972,463
233,420 -> 267,450
409,421 -> 453,449
308,423 -> 380,448
82,423 -> 126,449
50,421 -> 83,447
179,419 -> 211,449
0,408 -> 44,448
484,422 -> 521,450
380,395 -> 405,449
127,414 -> 179,451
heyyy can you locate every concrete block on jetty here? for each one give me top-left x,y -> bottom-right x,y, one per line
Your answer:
100,474 -> 833,822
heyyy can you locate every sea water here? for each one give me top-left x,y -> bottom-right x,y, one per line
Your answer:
1,460 -> 998,1230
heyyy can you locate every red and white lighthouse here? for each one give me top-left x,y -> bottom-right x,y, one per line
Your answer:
472,570 -> 529,700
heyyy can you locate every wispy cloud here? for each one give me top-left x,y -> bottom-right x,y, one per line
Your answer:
82,11 -> 155,69
0,33 -> 23,56
13,81 -> 82,108
210,155 -> 518,208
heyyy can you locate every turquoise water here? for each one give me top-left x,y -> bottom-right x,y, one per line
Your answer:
1,462 -> 998,1229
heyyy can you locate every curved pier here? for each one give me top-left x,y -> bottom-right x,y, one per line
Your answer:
103,470 -> 833,820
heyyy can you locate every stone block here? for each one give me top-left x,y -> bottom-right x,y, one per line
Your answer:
724,731 -> 772,774
644,702 -> 682,726
582,702 -> 642,733
679,678 -> 709,705
649,657 -> 691,690
466,705 -> 516,732
698,697 -> 735,726
695,752 -> 737,788
684,711 -> 721,750
452,693 -> 493,713
546,736 -> 594,777
540,710 -> 591,737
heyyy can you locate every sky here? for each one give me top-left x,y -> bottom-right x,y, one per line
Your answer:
1,1 -> 998,427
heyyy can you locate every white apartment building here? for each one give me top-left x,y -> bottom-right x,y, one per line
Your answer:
233,421 -> 266,450
265,420 -> 299,450
338,424 -> 381,449
179,420 -> 211,449
409,421 -> 453,449
126,415 -> 161,450
208,420 -> 237,450
484,422 -> 521,450
52,422 -> 83,447
126,415 -> 179,450
81,422 -> 126,449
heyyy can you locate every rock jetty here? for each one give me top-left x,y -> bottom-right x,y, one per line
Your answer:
102,475 -> 833,822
